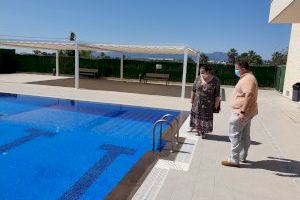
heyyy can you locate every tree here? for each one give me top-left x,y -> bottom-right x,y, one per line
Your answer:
69,32 -> 76,41
238,52 -> 248,60
59,50 -> 68,56
227,48 -> 238,64
248,50 -> 263,65
79,50 -> 93,58
96,52 -> 106,59
33,50 -> 42,55
64,32 -> 76,56
32,50 -> 54,56
188,56 -> 195,63
199,53 -> 209,64
100,52 -> 105,58
237,50 -> 263,65
271,50 -> 288,65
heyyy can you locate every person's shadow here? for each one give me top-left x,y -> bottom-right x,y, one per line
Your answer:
205,134 -> 299,178
205,134 -> 262,145
243,157 -> 300,178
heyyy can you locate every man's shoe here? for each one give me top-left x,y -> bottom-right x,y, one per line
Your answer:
221,160 -> 240,168
201,133 -> 206,139
240,159 -> 248,163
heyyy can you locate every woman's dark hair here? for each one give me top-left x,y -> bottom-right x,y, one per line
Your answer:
200,65 -> 213,72
235,60 -> 250,70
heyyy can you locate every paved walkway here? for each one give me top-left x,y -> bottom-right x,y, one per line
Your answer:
155,88 -> 300,200
0,73 -> 70,83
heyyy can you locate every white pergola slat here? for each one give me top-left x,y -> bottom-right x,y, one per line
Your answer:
82,43 -> 198,56
0,38 -> 200,98
0,39 -> 94,50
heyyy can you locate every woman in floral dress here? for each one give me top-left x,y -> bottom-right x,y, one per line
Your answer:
189,65 -> 221,138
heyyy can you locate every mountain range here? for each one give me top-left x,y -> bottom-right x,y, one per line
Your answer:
92,51 -> 228,62
206,52 -> 228,62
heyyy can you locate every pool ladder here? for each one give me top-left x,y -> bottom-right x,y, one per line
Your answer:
152,114 -> 179,152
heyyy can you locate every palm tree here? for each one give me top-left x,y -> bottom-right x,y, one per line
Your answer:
199,53 -> 209,64
33,50 -> 42,55
69,32 -> 76,41
271,50 -> 287,65
227,48 -> 238,64
238,50 -> 263,65
66,32 -> 76,56
247,50 -> 262,65
99,52 -> 106,58
247,50 -> 256,60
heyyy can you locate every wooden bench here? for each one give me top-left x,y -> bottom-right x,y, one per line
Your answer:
143,73 -> 170,85
79,68 -> 98,78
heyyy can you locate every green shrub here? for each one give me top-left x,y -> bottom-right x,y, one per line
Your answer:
0,49 -> 17,73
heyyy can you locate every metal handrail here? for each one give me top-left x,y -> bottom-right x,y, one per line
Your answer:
161,114 -> 180,144
152,119 -> 174,152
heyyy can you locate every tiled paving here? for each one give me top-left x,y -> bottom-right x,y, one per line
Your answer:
153,88 -> 300,200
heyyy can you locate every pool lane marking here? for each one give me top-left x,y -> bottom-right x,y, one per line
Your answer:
80,110 -> 126,130
59,144 -> 136,200
0,128 -> 57,154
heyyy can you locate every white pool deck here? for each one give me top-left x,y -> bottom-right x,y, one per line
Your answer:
0,73 -> 300,200
0,73 -> 191,111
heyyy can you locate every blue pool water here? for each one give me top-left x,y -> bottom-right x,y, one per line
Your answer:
0,93 -> 179,200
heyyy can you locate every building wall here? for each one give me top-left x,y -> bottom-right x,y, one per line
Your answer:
283,23 -> 300,99
269,0 -> 294,22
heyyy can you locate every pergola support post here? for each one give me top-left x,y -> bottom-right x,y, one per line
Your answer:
181,49 -> 188,99
196,52 -> 200,78
55,50 -> 59,76
120,54 -> 124,79
75,42 -> 79,89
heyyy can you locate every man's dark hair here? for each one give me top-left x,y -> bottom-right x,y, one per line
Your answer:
235,60 -> 250,70
200,65 -> 213,72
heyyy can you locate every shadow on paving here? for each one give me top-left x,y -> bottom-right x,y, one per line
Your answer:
29,77 -> 228,99
29,78 -> 193,98
242,157 -> 300,178
205,134 -> 262,145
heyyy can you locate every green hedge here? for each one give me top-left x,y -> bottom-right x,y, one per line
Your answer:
16,55 -> 55,73
0,49 -> 17,73
14,54 -> 276,87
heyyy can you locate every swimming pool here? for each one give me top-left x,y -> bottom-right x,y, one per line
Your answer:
0,93 -> 180,200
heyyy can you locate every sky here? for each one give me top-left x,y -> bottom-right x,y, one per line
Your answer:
0,0 -> 291,59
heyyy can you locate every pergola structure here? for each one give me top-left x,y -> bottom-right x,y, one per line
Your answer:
0,38 -> 200,98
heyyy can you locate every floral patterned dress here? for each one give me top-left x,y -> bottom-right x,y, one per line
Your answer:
190,76 -> 220,134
